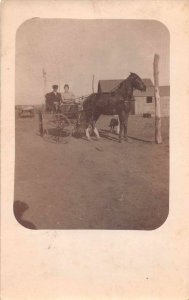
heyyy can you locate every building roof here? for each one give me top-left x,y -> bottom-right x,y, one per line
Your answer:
97,79 -> 170,97
98,79 -> 123,93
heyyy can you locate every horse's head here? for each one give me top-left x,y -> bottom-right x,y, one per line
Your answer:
129,72 -> 146,92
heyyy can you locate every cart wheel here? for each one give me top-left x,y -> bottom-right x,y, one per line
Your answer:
44,114 -> 73,143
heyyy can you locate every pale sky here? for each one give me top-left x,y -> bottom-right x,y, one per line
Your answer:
16,19 -> 169,104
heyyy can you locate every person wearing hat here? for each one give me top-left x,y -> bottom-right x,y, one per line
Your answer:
45,85 -> 62,112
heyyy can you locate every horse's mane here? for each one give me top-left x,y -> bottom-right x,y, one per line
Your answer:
109,73 -> 135,93
84,73 -> 139,99
110,80 -> 125,93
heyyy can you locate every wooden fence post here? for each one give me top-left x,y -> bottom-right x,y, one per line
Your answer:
39,111 -> 44,137
153,54 -> 162,144
92,74 -> 95,93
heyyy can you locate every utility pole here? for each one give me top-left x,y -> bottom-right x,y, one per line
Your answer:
92,74 -> 95,93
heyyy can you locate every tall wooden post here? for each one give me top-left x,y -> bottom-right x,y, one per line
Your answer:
92,74 -> 95,93
39,110 -> 43,137
153,54 -> 162,144
42,68 -> 47,111
42,68 -> 47,95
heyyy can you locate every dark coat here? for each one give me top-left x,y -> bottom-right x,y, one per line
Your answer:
45,91 -> 62,104
45,92 -> 62,111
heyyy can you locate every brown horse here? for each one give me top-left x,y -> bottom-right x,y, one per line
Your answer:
82,72 -> 146,142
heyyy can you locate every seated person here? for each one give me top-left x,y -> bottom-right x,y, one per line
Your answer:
61,84 -> 76,113
45,85 -> 62,112
62,84 -> 75,103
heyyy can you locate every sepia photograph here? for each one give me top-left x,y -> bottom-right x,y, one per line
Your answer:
14,19 -> 170,230
2,1 -> 189,299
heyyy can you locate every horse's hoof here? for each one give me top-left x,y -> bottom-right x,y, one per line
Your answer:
87,138 -> 92,141
119,139 -> 122,143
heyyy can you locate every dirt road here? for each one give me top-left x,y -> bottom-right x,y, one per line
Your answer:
14,114 -> 169,230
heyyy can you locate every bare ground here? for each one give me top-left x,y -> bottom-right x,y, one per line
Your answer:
14,114 -> 169,230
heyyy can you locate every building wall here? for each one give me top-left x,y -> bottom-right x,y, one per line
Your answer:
134,96 -> 169,116
135,97 -> 154,115
160,96 -> 169,117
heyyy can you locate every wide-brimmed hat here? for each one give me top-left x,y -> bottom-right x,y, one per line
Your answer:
52,85 -> 58,89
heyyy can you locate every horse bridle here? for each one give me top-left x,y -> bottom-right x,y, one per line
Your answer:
123,99 -> 135,103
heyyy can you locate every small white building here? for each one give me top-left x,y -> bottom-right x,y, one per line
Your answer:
97,79 -> 170,117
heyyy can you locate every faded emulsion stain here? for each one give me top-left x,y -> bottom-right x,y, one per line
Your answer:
13,200 -> 37,230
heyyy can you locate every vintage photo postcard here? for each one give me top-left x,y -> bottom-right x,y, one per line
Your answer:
14,18 -> 169,230
1,0 -> 189,299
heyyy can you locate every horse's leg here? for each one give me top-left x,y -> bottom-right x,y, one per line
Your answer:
86,115 -> 96,141
93,126 -> 100,139
124,113 -> 129,141
92,112 -> 100,140
118,115 -> 123,143
86,124 -> 92,141
86,117 -> 93,141
116,118 -> 120,135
